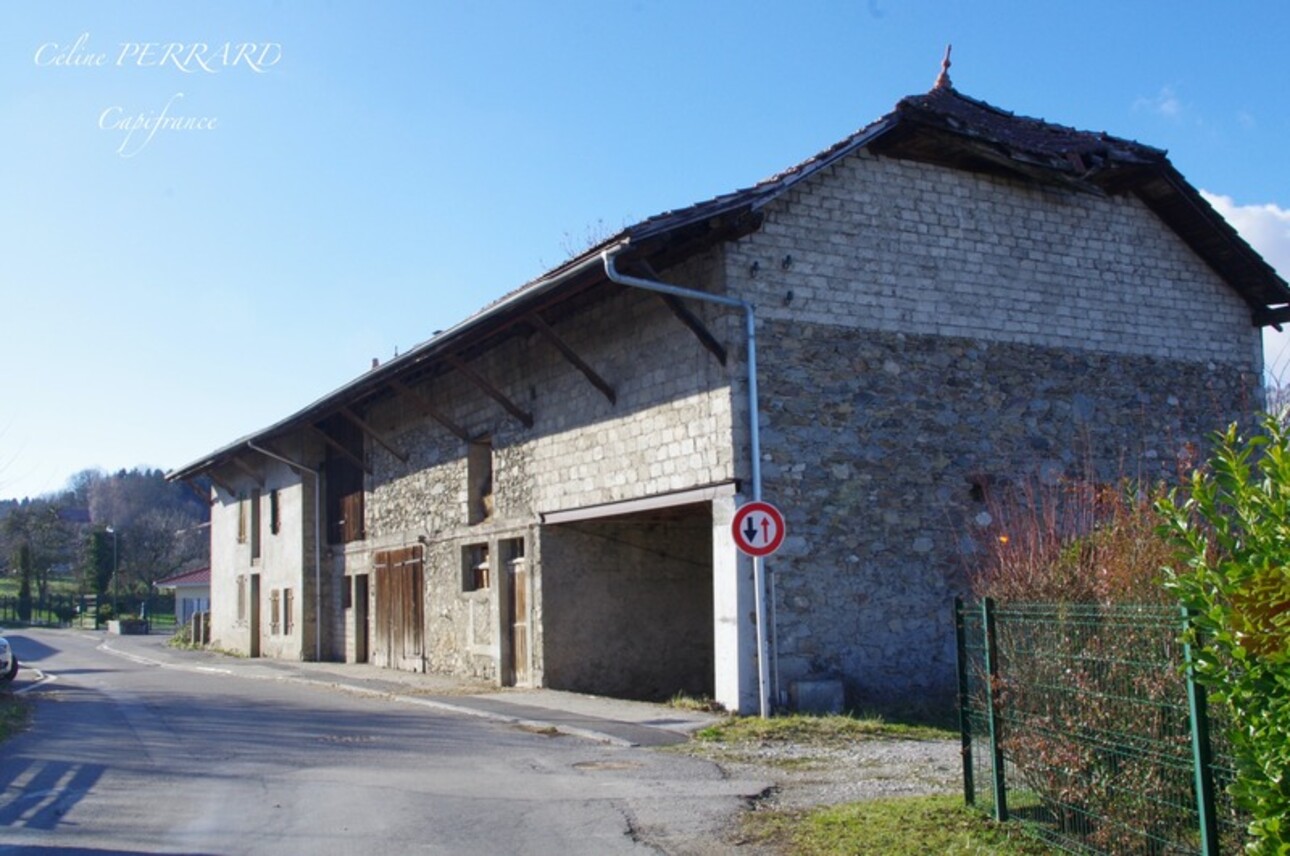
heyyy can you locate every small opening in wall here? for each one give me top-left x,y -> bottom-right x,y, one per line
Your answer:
462,543 -> 490,592
467,439 -> 494,525
251,489 -> 262,561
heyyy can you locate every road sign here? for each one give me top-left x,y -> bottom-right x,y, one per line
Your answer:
731,501 -> 786,557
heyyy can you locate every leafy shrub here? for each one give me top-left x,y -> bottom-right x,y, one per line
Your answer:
1158,418 -> 1290,854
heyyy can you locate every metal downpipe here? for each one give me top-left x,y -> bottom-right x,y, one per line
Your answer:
601,249 -> 773,717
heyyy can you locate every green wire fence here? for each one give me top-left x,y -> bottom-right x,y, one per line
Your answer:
955,599 -> 1246,855
0,593 -> 176,631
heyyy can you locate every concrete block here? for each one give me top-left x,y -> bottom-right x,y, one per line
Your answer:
790,678 -> 845,715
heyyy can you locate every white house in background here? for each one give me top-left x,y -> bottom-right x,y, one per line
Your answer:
154,567 -> 211,625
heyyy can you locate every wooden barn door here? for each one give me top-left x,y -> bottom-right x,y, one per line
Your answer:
507,555 -> 529,686
373,546 -> 424,671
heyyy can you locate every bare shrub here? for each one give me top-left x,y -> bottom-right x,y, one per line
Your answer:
969,479 -> 1174,605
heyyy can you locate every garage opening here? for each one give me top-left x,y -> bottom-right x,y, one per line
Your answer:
541,501 -> 714,702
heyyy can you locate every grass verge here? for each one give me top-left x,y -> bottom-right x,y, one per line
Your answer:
744,794 -> 1049,855
695,712 -> 956,744
0,692 -> 31,743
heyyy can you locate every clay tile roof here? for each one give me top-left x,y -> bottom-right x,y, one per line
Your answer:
894,84 -> 1165,172
154,567 -> 211,588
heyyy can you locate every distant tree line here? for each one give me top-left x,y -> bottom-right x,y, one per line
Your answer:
0,468 -> 209,614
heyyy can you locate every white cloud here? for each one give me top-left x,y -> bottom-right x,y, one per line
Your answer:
1134,86 -> 1183,120
1203,192 -> 1290,382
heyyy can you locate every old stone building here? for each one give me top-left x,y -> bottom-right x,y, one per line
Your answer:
169,74 -> 1290,715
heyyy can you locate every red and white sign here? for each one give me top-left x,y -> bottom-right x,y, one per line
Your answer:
731,501 -> 786,557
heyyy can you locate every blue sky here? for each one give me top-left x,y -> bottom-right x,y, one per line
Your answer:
3,1 -> 1290,500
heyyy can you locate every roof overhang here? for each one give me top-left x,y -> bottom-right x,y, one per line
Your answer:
169,83 -> 1290,486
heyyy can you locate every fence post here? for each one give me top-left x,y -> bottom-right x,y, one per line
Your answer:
982,597 -> 1008,821
1181,606 -> 1219,856
954,597 -> 976,806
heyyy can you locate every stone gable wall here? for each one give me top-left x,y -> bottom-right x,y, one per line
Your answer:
718,150 -> 1262,709
730,151 -> 1260,369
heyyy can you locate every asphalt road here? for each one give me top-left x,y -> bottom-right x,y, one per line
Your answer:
0,629 -> 767,855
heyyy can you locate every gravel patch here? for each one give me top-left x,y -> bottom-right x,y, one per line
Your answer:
677,735 -> 961,811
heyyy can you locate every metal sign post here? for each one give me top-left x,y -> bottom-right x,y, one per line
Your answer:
732,500 -> 786,717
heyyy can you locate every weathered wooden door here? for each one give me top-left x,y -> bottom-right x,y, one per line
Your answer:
354,574 -> 370,664
373,547 -> 424,671
249,574 -> 261,659
507,556 -> 529,686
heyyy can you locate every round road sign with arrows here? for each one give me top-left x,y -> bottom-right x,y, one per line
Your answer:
731,500 -> 786,557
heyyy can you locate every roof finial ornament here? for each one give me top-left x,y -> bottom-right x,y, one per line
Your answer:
934,44 -> 953,90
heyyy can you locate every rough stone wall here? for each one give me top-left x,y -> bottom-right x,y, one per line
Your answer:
760,324 -> 1256,708
721,150 -> 1263,710
729,151 -> 1261,369
358,249 -> 737,681
541,512 -> 713,701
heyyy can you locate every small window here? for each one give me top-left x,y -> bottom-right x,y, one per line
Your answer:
283,588 -> 294,635
270,489 -> 281,535
462,543 -> 490,592
236,575 -> 247,623
270,589 -> 281,634
251,489 -> 262,561
237,493 -> 248,543
467,439 -> 494,524
342,577 -> 353,610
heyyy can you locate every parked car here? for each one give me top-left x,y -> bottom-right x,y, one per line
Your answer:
0,636 -> 17,681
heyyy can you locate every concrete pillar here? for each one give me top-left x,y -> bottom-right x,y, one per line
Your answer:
712,493 -> 758,713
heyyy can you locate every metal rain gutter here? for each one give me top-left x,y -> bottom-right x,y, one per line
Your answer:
600,248 -> 773,718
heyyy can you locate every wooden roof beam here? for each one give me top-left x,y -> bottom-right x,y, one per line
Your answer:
309,424 -> 372,475
1255,306 -> 1290,329
205,467 -> 239,499
387,377 -> 471,442
444,354 -> 534,429
182,477 -> 215,507
340,406 -> 409,464
229,455 -> 264,487
658,293 -> 728,366
526,313 -> 616,404
638,261 -> 729,366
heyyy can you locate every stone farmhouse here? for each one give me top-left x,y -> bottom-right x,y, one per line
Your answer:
168,69 -> 1290,715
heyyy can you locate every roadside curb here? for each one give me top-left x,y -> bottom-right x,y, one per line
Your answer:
95,639 -> 637,747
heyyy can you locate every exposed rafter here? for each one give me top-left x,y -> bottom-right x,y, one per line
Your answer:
387,377 -> 470,442
205,467 -> 239,498
444,354 -> 534,429
1255,306 -> 1290,329
340,406 -> 409,464
526,312 -> 616,404
309,424 -> 371,475
638,262 -> 728,365
182,477 -> 215,506
229,455 -> 264,487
